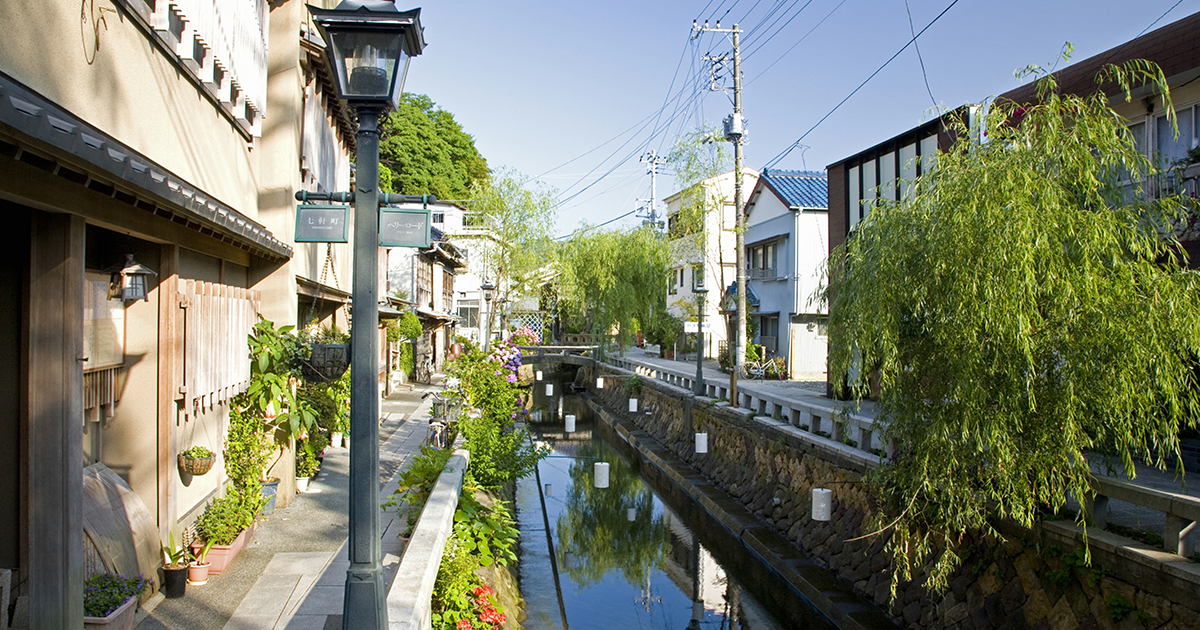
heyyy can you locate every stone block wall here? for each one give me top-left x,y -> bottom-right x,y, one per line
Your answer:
588,367 -> 1200,630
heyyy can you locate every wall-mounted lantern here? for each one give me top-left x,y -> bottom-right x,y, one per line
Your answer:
105,254 -> 157,302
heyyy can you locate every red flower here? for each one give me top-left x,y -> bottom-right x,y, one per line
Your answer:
472,585 -> 493,597
456,619 -> 471,630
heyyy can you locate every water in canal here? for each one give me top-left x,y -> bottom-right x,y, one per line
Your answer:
516,386 -> 834,630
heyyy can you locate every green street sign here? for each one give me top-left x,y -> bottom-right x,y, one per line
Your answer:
378,205 -> 431,248
295,204 -> 350,243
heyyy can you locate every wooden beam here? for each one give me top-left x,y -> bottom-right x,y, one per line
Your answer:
158,245 -> 179,535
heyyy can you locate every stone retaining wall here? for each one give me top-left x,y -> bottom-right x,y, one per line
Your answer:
587,366 -> 1200,630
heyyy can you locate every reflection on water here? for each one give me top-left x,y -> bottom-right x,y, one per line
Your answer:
518,391 -> 812,630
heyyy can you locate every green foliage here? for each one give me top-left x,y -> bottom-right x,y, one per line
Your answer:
194,491 -> 259,546
379,94 -> 488,200
244,317 -> 319,440
827,57 -> 1200,595
162,532 -> 189,568
464,168 -> 557,305
430,537 -> 479,627
452,488 -> 519,568
557,226 -> 671,349
1105,594 -> 1135,621
446,344 -> 546,487
225,404 -> 273,493
396,311 -> 422,341
666,125 -> 732,246
295,442 -> 320,478
83,573 -> 150,618
625,374 -> 643,396
181,445 -> 212,459
644,309 -> 684,348
384,445 -> 453,535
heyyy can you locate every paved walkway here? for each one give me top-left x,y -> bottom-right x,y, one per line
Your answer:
620,347 -> 1197,543
139,380 -> 438,630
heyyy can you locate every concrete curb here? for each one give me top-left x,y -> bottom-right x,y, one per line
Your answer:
386,448 -> 470,630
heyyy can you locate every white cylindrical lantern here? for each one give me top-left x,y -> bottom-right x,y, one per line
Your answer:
544,484 -> 552,496
629,398 -> 638,413
536,370 -> 543,381
558,398 -> 564,417
695,432 -> 708,454
596,378 -> 604,389
546,383 -> 554,396
534,410 -> 542,422
593,462 -> 610,488
627,507 -> 637,522
565,414 -> 576,433
562,551 -> 575,570
812,488 -> 832,521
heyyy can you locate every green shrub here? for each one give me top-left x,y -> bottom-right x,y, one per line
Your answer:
453,488 -> 519,567
384,446 -> 453,535
194,492 -> 259,546
83,573 -> 150,618
182,445 -> 213,459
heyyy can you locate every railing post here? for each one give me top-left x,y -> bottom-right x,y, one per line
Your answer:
1080,493 -> 1110,529
1165,514 -> 1195,556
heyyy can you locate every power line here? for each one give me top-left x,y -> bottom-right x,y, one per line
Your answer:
1139,0 -> 1187,36
904,0 -> 938,108
763,0 -> 962,169
743,0 -> 815,60
745,0 -> 849,85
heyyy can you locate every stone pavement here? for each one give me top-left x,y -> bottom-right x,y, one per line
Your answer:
621,346 -> 1197,543
138,380 -> 438,630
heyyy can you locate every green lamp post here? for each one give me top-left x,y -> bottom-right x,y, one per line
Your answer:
307,3 -> 424,627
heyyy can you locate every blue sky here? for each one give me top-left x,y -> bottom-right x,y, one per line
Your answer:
403,0 -> 1198,236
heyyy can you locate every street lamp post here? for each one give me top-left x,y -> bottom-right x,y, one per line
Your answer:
693,285 -> 708,397
481,281 -> 495,351
307,3 -> 424,628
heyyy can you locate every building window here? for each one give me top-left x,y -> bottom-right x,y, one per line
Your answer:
691,264 -> 704,290
669,267 -> 683,294
458,299 -> 479,327
433,212 -> 444,224
748,242 -> 776,279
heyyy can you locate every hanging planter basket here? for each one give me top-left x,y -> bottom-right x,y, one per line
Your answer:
178,452 -> 216,476
301,343 -> 350,383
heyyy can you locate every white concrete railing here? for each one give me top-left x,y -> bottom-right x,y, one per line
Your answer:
608,353 -> 1200,560
386,448 -> 469,630
605,355 -> 887,458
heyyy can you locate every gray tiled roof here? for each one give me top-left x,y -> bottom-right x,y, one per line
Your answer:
759,169 -> 827,209
0,73 -> 291,260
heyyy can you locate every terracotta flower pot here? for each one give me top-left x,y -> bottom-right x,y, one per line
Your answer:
187,561 -> 210,586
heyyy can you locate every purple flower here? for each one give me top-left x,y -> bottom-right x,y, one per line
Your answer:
506,374 -> 518,383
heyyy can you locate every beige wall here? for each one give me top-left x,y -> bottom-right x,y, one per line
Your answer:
0,0 -> 261,215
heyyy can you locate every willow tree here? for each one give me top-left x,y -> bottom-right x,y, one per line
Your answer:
462,168 -> 557,322
557,226 -> 671,349
826,59 -> 1200,593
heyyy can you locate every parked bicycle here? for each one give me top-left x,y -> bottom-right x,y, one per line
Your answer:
421,389 -> 463,450
415,353 -> 434,384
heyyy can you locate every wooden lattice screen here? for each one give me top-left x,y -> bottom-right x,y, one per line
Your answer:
179,280 -> 260,419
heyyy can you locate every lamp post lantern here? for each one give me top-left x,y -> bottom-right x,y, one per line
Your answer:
481,281 -> 495,351
307,3 -> 424,627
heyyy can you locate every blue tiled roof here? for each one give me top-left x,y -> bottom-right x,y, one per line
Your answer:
759,169 -> 827,209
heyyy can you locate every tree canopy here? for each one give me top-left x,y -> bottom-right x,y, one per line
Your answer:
825,59 -> 1200,593
378,94 -> 488,200
556,226 -> 671,347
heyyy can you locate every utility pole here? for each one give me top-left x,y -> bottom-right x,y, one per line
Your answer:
640,151 -> 668,231
693,19 -> 745,405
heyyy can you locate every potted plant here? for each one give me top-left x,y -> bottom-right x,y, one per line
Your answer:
160,533 -> 189,598
187,539 -> 215,585
295,446 -> 320,492
83,573 -> 150,630
193,492 -> 261,575
178,445 -> 215,476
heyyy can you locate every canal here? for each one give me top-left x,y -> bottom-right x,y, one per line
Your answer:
516,387 -> 836,630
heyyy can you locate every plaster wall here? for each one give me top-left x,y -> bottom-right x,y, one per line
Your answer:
0,0 -> 260,214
